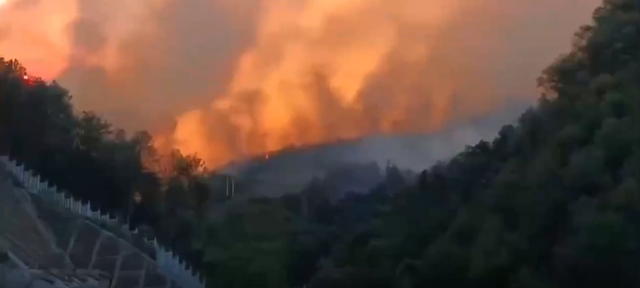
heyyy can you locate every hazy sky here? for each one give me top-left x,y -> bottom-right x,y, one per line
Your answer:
0,0 -> 601,167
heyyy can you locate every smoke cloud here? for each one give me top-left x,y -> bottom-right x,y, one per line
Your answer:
1,0 -> 600,167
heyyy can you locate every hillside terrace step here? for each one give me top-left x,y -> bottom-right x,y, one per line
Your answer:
4,234 -> 47,263
30,196 -> 80,251
0,249 -> 23,270
1,234 -> 68,270
91,256 -> 119,273
2,218 -> 50,244
2,231 -> 51,256
2,220 -> 49,244
1,268 -> 113,288
1,238 -> 54,268
119,253 -> 146,271
143,269 -> 169,287
90,236 -> 128,276
68,248 -> 95,269
112,272 -> 142,288
0,196 -> 67,270
0,187 -> 73,264
3,217 -> 46,236
1,240 -> 36,268
95,236 -> 121,259
67,225 -> 103,269
38,252 -> 71,270
1,177 -> 57,236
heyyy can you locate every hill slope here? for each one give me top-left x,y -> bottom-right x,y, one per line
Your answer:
1,0 -> 637,287
220,100 -> 528,198
0,167 -> 186,288
0,166 -> 70,270
192,0 -> 639,287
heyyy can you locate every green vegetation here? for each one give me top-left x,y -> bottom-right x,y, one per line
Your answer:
0,0 -> 638,287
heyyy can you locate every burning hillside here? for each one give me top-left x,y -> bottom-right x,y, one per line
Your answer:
0,0 -> 600,167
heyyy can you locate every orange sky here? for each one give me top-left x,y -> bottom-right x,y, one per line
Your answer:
0,0 -> 601,167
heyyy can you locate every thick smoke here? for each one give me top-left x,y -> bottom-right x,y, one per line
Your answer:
0,0 -> 600,168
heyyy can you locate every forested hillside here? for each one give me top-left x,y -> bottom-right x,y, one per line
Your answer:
0,59 -> 217,270
1,0 -> 638,287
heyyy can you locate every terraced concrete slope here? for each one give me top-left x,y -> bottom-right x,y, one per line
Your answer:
0,169 -> 183,288
31,197 -> 181,288
0,167 -> 70,270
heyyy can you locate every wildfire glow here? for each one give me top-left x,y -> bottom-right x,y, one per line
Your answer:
171,0 -> 464,166
0,0 -> 601,168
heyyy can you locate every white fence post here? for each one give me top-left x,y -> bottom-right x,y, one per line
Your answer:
108,214 -> 116,225
17,164 -> 23,182
24,170 -> 30,189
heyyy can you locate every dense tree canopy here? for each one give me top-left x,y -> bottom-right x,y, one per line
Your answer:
0,58 -> 219,266
0,0 -> 638,287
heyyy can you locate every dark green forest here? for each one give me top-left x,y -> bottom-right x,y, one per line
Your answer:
0,0 -> 638,287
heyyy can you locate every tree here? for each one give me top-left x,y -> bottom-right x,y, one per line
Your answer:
1,0 -> 638,286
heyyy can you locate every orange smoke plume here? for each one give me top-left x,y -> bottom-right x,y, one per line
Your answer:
0,0 -> 601,168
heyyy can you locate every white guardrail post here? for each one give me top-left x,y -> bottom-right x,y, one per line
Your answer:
0,155 -> 205,288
